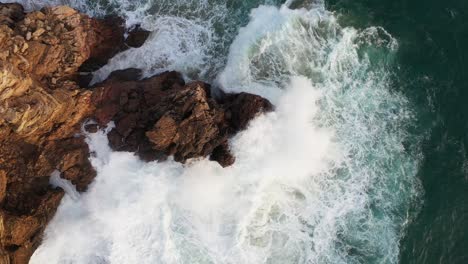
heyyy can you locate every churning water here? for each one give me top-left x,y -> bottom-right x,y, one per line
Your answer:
10,0 -> 425,263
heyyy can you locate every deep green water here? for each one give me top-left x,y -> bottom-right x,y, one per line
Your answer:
325,0 -> 468,263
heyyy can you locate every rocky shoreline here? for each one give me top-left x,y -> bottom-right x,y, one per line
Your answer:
0,3 -> 271,263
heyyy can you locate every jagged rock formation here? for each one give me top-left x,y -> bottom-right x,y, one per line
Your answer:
91,68 -> 272,166
0,3 -> 271,264
0,4 -> 124,263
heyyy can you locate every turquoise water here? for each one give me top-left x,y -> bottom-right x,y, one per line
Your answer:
9,0 -> 467,263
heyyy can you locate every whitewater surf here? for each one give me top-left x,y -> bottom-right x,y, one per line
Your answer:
5,0 -> 422,263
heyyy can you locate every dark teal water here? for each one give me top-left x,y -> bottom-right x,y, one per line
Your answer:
325,0 -> 468,263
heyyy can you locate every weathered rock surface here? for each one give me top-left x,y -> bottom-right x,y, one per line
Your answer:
0,5 -> 124,86
92,68 -> 272,166
0,4 -> 123,263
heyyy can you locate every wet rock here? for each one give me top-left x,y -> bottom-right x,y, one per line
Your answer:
88,15 -> 125,66
92,70 -> 186,160
210,142 -> 236,167
145,81 -> 228,162
222,92 -> 273,130
125,24 -> 151,48
76,72 -> 94,88
107,68 -> 142,82
78,15 -> 125,72
37,137 -> 96,192
93,69 -> 272,165
84,123 -> 99,133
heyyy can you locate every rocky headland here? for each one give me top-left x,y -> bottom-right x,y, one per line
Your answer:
0,3 -> 271,263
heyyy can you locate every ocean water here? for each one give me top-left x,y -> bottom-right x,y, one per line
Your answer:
6,0 -> 466,263
323,1 -> 468,263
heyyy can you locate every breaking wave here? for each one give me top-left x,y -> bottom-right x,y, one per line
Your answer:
12,0 -> 423,263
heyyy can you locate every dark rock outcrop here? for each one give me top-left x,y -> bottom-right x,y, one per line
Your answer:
125,24 -> 151,48
92,70 -> 186,161
210,142 -> 236,167
144,81 -> 229,163
92,69 -> 272,166
221,92 -> 274,131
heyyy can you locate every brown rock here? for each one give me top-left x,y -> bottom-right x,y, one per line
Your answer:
0,4 -> 126,263
36,138 -> 96,192
32,28 -> 45,38
81,15 -> 125,70
93,69 -> 272,165
145,82 -> 227,162
0,189 -> 64,264
92,70 -> 187,161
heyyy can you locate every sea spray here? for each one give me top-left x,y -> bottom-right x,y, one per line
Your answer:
218,5 -> 421,263
23,1 -> 421,263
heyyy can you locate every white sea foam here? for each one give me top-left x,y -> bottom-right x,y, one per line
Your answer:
50,170 -> 80,200
19,1 -> 421,264
91,15 -> 215,84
